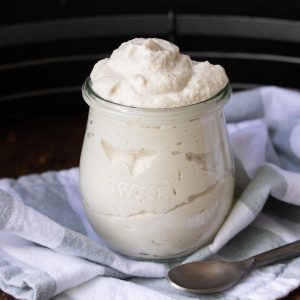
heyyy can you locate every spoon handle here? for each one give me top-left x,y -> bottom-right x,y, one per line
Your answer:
248,240 -> 300,268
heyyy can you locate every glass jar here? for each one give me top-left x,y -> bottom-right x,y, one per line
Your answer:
80,77 -> 234,261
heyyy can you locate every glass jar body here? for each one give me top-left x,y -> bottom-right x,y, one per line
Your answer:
80,79 -> 234,261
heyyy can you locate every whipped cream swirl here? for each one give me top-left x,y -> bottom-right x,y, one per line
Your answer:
90,38 -> 228,108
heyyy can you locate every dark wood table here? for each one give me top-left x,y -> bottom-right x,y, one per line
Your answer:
0,114 -> 300,300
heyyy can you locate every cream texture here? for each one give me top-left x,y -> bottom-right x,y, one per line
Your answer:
90,38 -> 228,108
80,109 -> 234,259
80,38 -> 233,259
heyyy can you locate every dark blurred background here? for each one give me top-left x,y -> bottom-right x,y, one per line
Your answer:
1,0 -> 300,116
0,0 -> 299,175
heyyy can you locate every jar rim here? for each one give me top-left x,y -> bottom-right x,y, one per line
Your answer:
82,77 -> 231,118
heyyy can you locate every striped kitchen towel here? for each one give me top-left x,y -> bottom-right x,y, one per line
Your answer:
1,86 -> 300,300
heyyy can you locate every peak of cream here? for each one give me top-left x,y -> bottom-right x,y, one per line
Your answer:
90,38 -> 229,108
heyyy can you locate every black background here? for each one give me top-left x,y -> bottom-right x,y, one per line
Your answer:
0,0 -> 299,116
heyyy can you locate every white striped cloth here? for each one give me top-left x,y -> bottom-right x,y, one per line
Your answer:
1,86 -> 300,300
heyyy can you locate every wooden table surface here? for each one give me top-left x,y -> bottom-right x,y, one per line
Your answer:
0,113 -> 300,300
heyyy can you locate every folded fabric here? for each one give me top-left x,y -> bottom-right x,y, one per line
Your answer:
1,86 -> 300,300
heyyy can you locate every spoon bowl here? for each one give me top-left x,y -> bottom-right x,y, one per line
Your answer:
167,260 -> 251,293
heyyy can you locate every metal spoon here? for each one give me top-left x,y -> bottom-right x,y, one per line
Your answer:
167,240 -> 300,293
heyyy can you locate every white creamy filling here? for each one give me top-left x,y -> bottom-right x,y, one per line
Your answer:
84,176 -> 234,258
90,38 -> 228,108
84,179 -> 220,218
80,38 -> 233,259
81,139 -> 228,216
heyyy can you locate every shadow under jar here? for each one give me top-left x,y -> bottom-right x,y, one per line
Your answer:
80,78 -> 234,261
